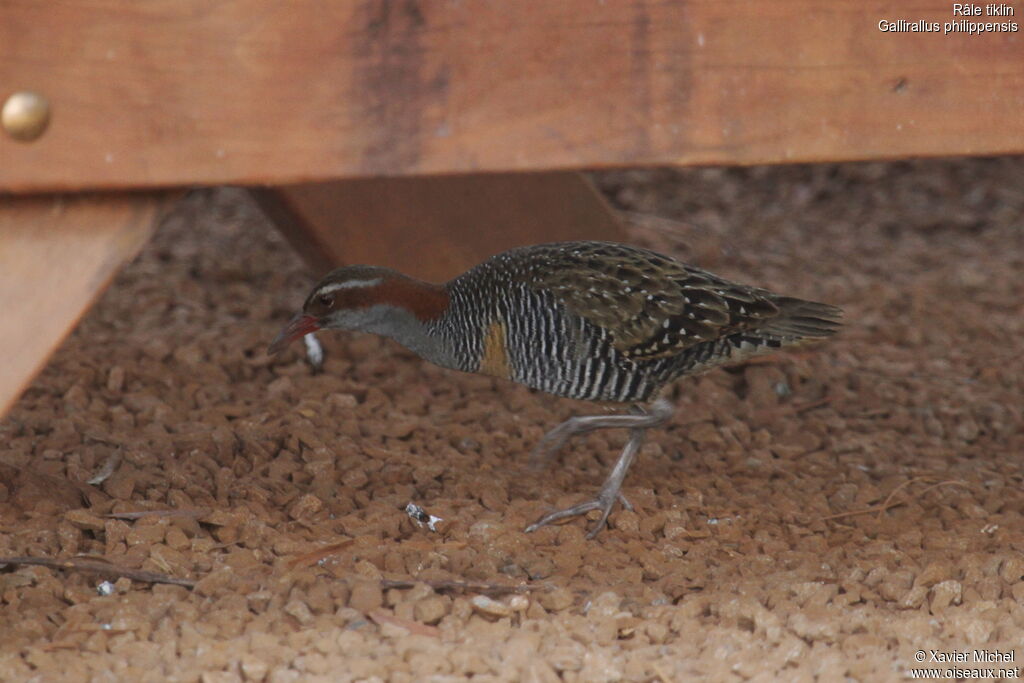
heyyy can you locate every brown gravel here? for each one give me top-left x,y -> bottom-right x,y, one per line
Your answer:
2,159 -> 1024,681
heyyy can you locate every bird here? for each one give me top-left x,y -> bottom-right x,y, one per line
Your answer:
269,241 -> 842,538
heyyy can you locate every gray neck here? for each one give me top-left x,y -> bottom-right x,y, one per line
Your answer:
362,306 -> 459,370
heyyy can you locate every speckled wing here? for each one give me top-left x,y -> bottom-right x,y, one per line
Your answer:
526,242 -> 780,361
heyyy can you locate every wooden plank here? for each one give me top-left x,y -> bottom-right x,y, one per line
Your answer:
2,1 -> 1022,193
0,193 -> 171,417
251,172 -> 626,283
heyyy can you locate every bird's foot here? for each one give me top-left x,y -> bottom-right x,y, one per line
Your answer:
524,489 -> 627,539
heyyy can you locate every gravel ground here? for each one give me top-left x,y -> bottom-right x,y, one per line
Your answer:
1,158 -> 1023,681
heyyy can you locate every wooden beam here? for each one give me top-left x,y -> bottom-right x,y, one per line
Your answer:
251,172 -> 626,283
0,193 -> 171,417
2,1 -> 1022,193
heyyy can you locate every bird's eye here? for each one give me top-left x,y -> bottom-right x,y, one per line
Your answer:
317,293 -> 334,308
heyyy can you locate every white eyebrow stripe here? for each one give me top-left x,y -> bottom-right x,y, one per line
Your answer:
318,278 -> 383,295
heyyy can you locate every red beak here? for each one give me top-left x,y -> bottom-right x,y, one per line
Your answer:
267,313 -> 321,355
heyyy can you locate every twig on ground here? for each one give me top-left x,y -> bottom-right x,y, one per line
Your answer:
818,477 -> 971,523
380,578 -> 535,596
104,508 -> 208,521
368,609 -> 440,638
873,476 -> 930,522
0,556 -> 195,588
794,396 -> 832,414
287,540 -> 356,569
884,480 -> 971,520
82,433 -> 123,448
749,395 -> 833,427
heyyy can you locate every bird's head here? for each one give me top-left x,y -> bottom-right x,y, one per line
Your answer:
267,265 -> 449,355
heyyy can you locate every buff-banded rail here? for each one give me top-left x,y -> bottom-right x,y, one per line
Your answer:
270,241 -> 842,538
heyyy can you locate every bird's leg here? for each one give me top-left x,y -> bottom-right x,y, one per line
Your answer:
525,426 -> 646,538
529,398 -> 673,469
525,399 -> 673,538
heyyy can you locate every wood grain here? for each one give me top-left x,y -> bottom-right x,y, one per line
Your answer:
250,172 -> 626,283
0,193 -> 171,416
2,0 -> 1022,193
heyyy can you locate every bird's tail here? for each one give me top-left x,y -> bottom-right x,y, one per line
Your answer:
760,297 -> 844,340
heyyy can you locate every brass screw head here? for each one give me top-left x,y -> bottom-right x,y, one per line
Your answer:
2,91 -> 51,142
